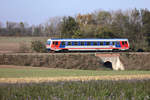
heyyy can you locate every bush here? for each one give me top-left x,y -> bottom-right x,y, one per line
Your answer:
31,40 -> 46,53
137,48 -> 144,52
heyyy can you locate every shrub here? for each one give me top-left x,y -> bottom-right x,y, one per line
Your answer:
31,40 -> 46,53
137,48 -> 144,52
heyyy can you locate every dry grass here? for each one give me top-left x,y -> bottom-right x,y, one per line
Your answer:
0,43 -> 19,53
0,65 -> 48,69
0,74 -> 150,83
0,37 -> 48,53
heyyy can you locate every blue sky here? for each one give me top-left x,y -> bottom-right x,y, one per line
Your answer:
0,0 -> 150,25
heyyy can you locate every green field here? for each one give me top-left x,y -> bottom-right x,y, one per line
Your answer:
0,79 -> 150,100
0,67 -> 150,99
0,67 -> 150,78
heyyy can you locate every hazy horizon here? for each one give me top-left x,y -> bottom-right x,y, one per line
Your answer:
0,0 -> 150,26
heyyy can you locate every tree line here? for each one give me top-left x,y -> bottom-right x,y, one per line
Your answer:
0,8 -> 150,51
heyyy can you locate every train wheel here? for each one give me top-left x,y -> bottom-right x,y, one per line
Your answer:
62,49 -> 69,53
49,50 -> 55,53
112,49 -> 120,52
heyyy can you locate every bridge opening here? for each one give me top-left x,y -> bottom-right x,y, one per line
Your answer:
103,61 -> 113,69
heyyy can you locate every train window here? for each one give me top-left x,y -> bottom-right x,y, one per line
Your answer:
100,42 -> 104,45
122,41 -> 125,45
55,42 -> 58,45
116,42 -> 120,45
81,42 -> 84,46
93,42 -> 98,45
61,42 -> 65,46
53,41 -> 58,45
112,42 -> 115,45
74,42 -> 78,45
87,42 -> 91,46
106,42 -> 110,45
67,42 -> 72,46
125,41 -> 127,44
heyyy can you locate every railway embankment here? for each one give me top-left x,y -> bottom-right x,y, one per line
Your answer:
0,53 -> 150,70
0,53 -> 103,70
120,53 -> 150,70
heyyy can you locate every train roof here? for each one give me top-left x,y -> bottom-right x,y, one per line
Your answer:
47,38 -> 129,41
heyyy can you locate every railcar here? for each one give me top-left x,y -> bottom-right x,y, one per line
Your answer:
46,38 -> 129,52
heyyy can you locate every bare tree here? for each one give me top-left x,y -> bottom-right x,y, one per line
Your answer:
0,21 -> 3,28
44,16 -> 62,37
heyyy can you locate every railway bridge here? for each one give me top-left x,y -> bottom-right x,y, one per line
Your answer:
95,53 -> 124,70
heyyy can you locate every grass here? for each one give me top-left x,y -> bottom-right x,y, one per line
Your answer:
0,67 -> 150,99
0,80 -> 150,100
0,67 -> 150,78
0,36 -> 48,52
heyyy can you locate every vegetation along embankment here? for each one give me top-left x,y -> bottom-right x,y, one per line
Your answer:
0,52 -> 150,70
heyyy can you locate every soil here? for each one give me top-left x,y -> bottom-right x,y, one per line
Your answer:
0,65 -> 51,69
0,43 -> 19,53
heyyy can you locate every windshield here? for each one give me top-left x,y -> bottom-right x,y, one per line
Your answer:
47,41 -> 51,45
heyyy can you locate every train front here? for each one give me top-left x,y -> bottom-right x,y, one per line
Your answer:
46,39 -> 52,52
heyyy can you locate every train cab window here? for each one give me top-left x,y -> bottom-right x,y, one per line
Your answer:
93,42 -> 98,46
125,41 -> 127,44
47,41 -> 51,45
74,42 -> 78,46
106,42 -> 110,45
61,42 -> 65,46
67,42 -> 72,46
100,42 -> 104,45
87,42 -> 91,46
80,42 -> 84,46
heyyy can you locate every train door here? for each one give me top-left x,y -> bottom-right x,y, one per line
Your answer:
51,41 -> 60,50
115,41 -> 121,48
59,41 -> 66,48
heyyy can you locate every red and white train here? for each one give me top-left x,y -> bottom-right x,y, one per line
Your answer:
46,38 -> 129,52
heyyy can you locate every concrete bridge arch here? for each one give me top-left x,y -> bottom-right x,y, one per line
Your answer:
95,54 -> 125,70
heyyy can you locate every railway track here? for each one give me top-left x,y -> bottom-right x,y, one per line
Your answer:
48,51 -> 150,54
